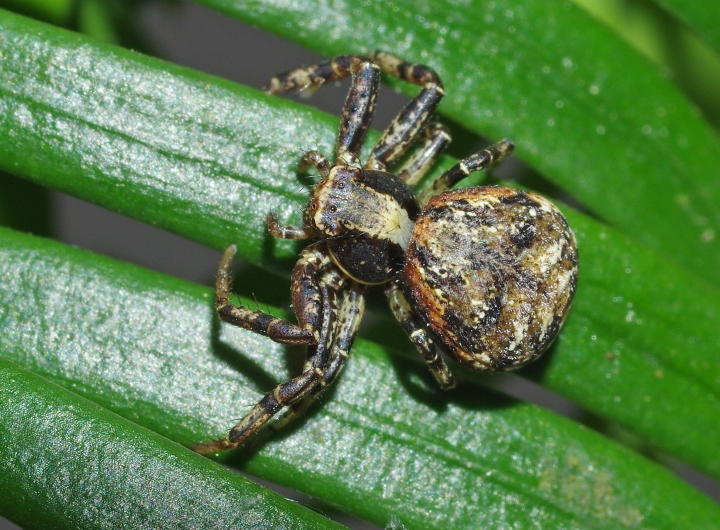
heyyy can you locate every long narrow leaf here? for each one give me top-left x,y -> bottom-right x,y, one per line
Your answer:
651,0 -> 720,56
1,227 -> 719,528
198,0 -> 720,286
1,9 -> 719,482
0,356 -> 345,530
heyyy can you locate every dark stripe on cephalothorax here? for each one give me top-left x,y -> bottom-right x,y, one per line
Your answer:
359,170 -> 421,220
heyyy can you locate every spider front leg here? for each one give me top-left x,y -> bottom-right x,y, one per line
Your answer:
396,121 -> 451,186
266,213 -> 317,241
418,139 -> 515,206
298,150 -> 331,179
267,55 -> 381,167
386,280 -> 456,390
215,244 -> 316,345
364,51 -> 446,172
192,245 -> 340,454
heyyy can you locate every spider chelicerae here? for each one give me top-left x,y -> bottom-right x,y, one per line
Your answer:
191,51 -> 578,454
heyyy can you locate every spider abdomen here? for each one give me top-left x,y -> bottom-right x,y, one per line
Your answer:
403,186 -> 578,371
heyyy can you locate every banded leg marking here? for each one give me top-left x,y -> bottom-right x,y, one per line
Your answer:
334,56 -> 380,165
257,285 -> 366,444
215,245 -> 315,345
396,121 -> 451,186
192,251 -> 341,454
365,51 -> 445,171
418,139 -> 515,206
266,213 -> 316,240
386,281 -> 456,390
299,150 -> 331,178
266,55 -> 381,166
370,50 -> 444,88
289,246 -> 337,344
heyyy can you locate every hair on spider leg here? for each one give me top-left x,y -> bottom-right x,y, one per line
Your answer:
250,292 -> 278,317
250,292 -> 262,312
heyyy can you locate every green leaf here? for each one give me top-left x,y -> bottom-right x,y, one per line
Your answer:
77,0 -> 120,44
0,356 -> 345,530
0,0 -> 74,25
2,4 -> 720,478
197,0 -> 720,287
1,4 -> 720,528
2,227 -> 719,529
540,208 -> 720,476
651,0 -> 720,55
0,6 -> 331,264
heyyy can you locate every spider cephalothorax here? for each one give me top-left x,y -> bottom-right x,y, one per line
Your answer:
192,52 -> 578,454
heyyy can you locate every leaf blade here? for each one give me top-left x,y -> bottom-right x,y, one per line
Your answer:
197,0 -> 720,285
1,226 -> 719,529
652,0 -> 720,55
0,356 -> 345,530
1,8 -> 720,482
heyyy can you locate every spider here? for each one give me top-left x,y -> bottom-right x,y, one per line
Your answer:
191,51 -> 578,454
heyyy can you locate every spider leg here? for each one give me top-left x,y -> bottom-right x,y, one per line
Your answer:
386,280 -> 456,390
215,244 -> 318,345
251,283 -> 366,447
192,246 -> 341,454
266,213 -> 316,240
364,51 -> 445,171
266,55 -> 381,167
396,121 -> 451,186
418,139 -> 515,206
298,150 -> 331,178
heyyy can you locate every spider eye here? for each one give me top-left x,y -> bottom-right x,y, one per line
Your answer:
310,201 -> 318,211
337,182 -> 345,189
329,205 -> 337,213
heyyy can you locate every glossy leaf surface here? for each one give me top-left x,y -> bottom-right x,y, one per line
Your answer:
2,7 -> 720,480
0,356 -> 345,530
1,227 -> 719,529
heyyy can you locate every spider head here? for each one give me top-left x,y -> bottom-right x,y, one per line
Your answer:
303,165 -> 360,237
303,163 -> 420,285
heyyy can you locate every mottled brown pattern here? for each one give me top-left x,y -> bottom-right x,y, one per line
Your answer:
404,187 -> 578,371
193,52 -> 578,454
